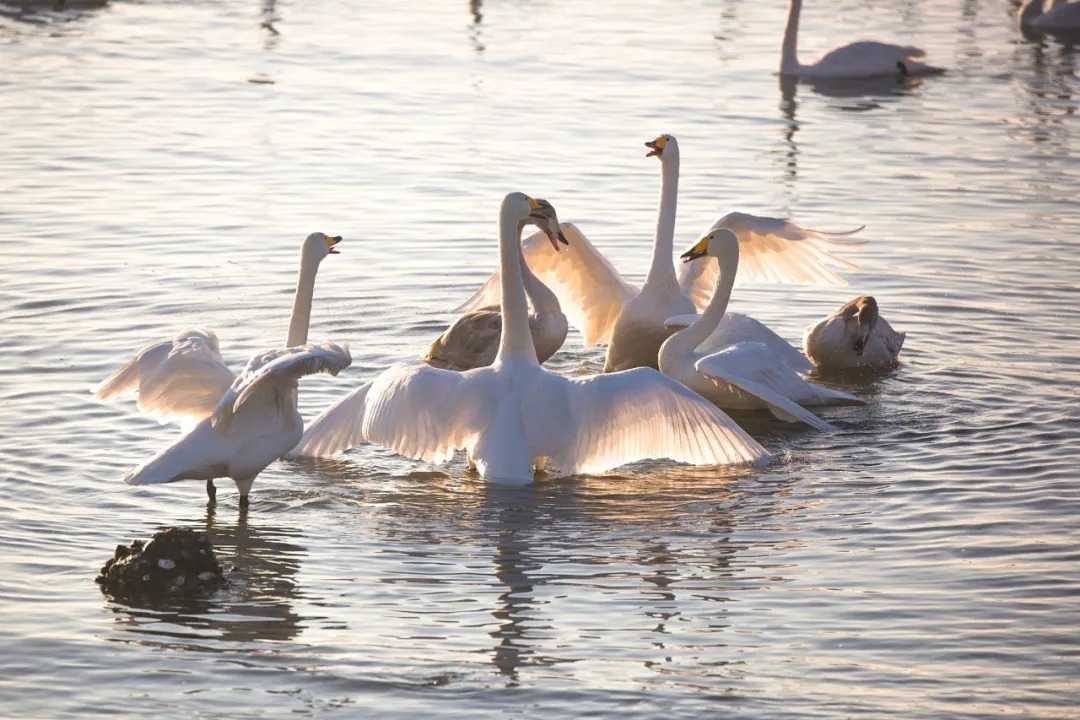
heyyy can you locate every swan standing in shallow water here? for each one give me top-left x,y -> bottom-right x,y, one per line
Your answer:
1018,0 -> 1080,32
95,231 -> 342,502
123,342 -> 351,507
293,193 -> 771,481
659,230 -> 861,432
457,135 -> 864,372
803,296 -> 905,372
779,0 -> 943,79
423,199 -> 569,371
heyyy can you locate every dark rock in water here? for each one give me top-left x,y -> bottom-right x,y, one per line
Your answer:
96,527 -> 225,600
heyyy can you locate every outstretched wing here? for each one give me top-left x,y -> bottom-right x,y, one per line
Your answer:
363,364 -> 485,464
678,212 -> 866,310
549,367 -> 771,475
290,380 -> 374,458
456,223 -> 639,347
93,328 -> 236,424
211,342 -> 351,431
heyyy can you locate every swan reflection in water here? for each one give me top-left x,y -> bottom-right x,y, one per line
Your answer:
105,506 -> 310,646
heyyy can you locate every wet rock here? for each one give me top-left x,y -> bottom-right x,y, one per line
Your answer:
96,527 -> 225,600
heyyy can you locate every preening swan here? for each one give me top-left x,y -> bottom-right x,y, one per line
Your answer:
456,135 -> 865,373
423,199 -> 569,371
293,193 -> 771,482
123,342 -> 351,507
1018,0 -> 1080,32
93,231 -> 342,424
803,296 -> 905,372
779,0 -> 943,79
659,230 -> 861,432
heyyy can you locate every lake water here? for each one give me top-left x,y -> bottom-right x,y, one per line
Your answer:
1,0 -> 1077,717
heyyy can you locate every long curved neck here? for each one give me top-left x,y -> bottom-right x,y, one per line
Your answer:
520,249 -> 560,316
643,148 -> 680,291
673,251 -> 737,352
781,0 -> 802,74
496,204 -> 540,366
286,252 -> 320,347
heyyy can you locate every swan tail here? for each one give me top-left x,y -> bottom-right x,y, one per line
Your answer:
290,380 -> 373,457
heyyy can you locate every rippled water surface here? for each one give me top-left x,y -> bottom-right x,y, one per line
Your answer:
1,0 -> 1077,717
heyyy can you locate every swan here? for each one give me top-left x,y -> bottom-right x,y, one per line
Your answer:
123,342 -> 352,507
803,296 -> 905,372
659,230 -> 861,432
93,231 -> 341,424
423,199 -> 569,371
292,193 -> 771,482
779,0 -> 943,79
459,135 -> 864,373
1019,0 -> 1080,32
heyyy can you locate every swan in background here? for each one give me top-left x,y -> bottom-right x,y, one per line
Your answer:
423,199 -> 569,371
457,135 -> 864,373
94,231 -> 342,424
124,342 -> 351,507
780,0 -> 944,79
1019,0 -> 1080,32
803,296 -> 905,372
292,193 -> 771,481
659,230 -> 861,432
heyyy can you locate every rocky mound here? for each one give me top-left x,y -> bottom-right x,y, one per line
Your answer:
96,527 -> 225,600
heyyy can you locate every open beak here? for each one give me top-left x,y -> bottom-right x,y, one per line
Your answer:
327,235 -> 342,254
680,236 -> 709,263
645,139 -> 662,158
543,226 -> 569,252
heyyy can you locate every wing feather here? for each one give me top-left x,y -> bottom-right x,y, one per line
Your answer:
290,380 -> 373,458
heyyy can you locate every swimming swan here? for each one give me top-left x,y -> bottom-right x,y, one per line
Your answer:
659,230 -> 861,432
93,232 -> 342,424
292,193 -> 771,481
423,199 -> 569,371
779,0 -> 944,79
803,295 -> 905,372
1018,0 -> 1080,32
123,342 -> 351,507
456,135 -> 864,373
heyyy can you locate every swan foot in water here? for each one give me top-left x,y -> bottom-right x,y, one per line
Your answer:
238,493 -> 250,510
206,480 -> 216,504
897,61 -> 908,77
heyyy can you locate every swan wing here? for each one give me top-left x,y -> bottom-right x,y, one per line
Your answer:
363,364 -> 486,464
815,41 -> 926,69
678,212 -> 866,309
550,367 -> 771,474
707,312 -> 814,374
422,309 -> 502,371
290,380 -> 374,457
456,223 -> 639,347
93,328 -> 236,424
211,342 -> 352,431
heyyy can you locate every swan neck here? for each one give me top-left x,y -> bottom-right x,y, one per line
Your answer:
644,150 -> 680,290
286,253 -> 319,347
781,0 -> 802,74
679,253 -> 737,351
520,248 -> 560,315
496,206 -> 540,365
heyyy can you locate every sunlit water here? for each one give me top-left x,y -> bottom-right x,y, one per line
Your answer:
0,0 -> 1077,717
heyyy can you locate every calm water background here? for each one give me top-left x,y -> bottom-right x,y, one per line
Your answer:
0,0 -> 1077,717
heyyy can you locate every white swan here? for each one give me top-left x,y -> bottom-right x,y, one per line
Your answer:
803,296 -> 905,372
780,0 -> 943,79
1019,0 -> 1080,32
659,230 -> 861,432
423,199 -> 569,371
93,231 -> 341,424
292,193 -> 771,482
123,342 -> 351,507
456,135 -> 865,373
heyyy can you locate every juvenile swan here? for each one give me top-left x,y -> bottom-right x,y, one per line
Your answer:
293,194 -> 771,481
803,296 -> 905,372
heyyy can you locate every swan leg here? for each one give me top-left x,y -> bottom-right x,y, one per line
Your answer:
238,493 -> 250,510
206,480 -> 216,504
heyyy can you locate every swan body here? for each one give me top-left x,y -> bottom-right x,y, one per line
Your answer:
780,0 -> 943,79
659,230 -> 860,432
456,135 -> 864,372
124,343 -> 351,504
424,201 -> 569,371
1019,0 -> 1080,31
293,193 -> 772,482
94,232 -> 342,424
803,296 -> 905,372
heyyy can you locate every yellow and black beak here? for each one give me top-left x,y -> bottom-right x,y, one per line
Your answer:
680,235 -> 709,263
645,135 -> 667,158
327,235 -> 342,254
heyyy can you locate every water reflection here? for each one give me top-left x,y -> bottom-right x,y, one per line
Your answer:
1014,37 -> 1077,152
105,507 -> 309,647
467,0 -> 484,54
259,0 -> 280,51
0,0 -> 106,26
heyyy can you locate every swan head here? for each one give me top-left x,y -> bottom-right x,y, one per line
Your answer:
680,228 -> 738,263
527,197 -> 569,252
302,232 -> 342,262
844,296 -> 879,355
645,133 -> 678,159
